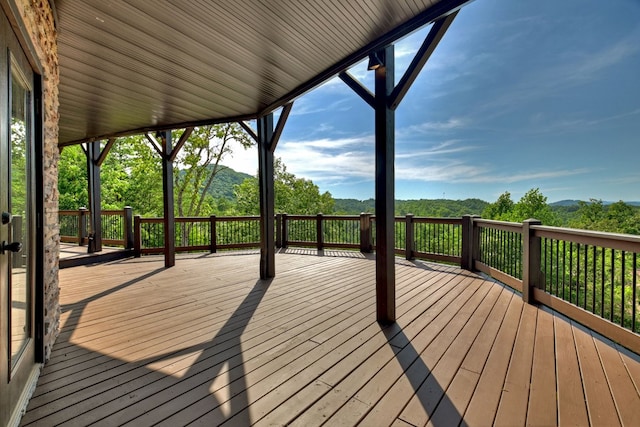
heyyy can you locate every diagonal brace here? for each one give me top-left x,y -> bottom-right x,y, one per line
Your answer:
95,138 -> 117,167
389,11 -> 458,110
339,72 -> 375,108
240,102 -> 293,152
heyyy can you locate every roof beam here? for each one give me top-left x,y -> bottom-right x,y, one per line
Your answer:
389,11 -> 458,110
259,0 -> 470,117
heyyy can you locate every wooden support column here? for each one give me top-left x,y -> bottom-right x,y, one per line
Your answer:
160,131 -> 175,268
86,141 -> 102,253
257,114 -> 275,279
252,103 -> 292,279
341,14 -> 457,324
374,45 -> 396,323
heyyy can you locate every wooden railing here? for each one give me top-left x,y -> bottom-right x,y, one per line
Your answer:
131,213 -> 463,265
58,210 -> 640,352
470,217 -> 640,354
59,207 -> 133,248
134,215 -> 261,255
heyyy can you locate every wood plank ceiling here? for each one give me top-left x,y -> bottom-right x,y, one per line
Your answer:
53,0 -> 468,146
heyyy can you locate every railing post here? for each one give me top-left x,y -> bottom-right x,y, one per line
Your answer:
209,215 -> 217,253
317,213 -> 324,250
134,215 -> 141,258
405,214 -> 414,260
78,207 -> 88,246
123,206 -> 134,249
523,218 -> 543,304
360,213 -> 372,253
282,213 -> 288,248
461,215 -> 480,270
275,213 -> 282,248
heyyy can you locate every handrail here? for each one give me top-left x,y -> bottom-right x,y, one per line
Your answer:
59,207 -> 133,248
58,209 -> 640,353
473,218 -> 640,354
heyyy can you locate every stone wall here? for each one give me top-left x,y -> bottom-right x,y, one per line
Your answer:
14,0 -> 60,360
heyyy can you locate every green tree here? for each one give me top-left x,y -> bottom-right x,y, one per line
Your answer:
174,124 -> 253,218
482,188 -> 559,225
58,145 -> 88,210
235,158 -> 334,215
571,199 -> 640,234
120,135 -> 164,216
510,188 -> 559,225
482,191 -> 514,220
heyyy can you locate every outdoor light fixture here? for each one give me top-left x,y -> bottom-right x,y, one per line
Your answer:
367,52 -> 383,70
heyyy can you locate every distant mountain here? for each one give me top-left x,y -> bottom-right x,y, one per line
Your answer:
551,199 -> 640,207
208,166 -> 253,200
334,198 -> 488,216
550,200 -> 583,207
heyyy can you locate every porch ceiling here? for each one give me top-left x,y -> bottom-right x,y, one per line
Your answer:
53,0 -> 468,146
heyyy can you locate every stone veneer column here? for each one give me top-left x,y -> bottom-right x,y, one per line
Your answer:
14,0 -> 60,360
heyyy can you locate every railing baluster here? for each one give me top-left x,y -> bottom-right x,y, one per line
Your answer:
610,249 -> 615,322
633,252 -> 637,333
601,247 -> 605,318
621,250 -> 626,327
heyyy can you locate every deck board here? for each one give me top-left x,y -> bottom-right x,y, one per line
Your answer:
20,251 -> 640,426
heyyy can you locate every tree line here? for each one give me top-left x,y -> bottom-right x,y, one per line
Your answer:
58,124 -> 639,236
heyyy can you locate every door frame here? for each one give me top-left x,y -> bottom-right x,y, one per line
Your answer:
1,1 -> 46,425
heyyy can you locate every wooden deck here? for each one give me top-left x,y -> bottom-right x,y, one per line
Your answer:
22,250 -> 640,426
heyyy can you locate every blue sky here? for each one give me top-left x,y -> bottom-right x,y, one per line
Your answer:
226,0 -> 640,203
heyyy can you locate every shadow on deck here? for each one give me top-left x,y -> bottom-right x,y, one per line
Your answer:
23,251 -> 640,426
59,243 -> 134,269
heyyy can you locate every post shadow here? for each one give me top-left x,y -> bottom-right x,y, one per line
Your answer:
124,277 -> 274,425
381,324 -> 463,426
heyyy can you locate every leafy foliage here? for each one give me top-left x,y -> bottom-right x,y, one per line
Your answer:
482,188 -> 560,225
334,198 -> 488,217
173,124 -> 253,218
234,158 -> 335,215
568,199 -> 640,234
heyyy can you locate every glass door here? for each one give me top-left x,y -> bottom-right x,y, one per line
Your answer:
8,54 -> 32,371
1,13 -> 37,426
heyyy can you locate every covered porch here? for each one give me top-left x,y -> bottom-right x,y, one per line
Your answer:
21,251 -> 640,426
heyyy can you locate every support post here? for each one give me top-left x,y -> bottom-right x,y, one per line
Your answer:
360,213 -> 372,253
405,214 -> 414,260
275,213 -> 283,248
78,207 -> 88,246
461,215 -> 480,270
210,215 -> 217,253
282,213 -> 289,249
86,141 -> 102,253
134,215 -> 141,257
341,18 -> 456,323
374,45 -> 396,323
523,218 -> 543,304
317,213 -> 324,251
123,206 -> 134,249
257,114 -> 276,279
160,131 -> 175,268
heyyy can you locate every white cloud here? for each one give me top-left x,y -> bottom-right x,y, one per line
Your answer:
277,136 -> 374,181
396,140 -> 474,157
400,117 -> 471,135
